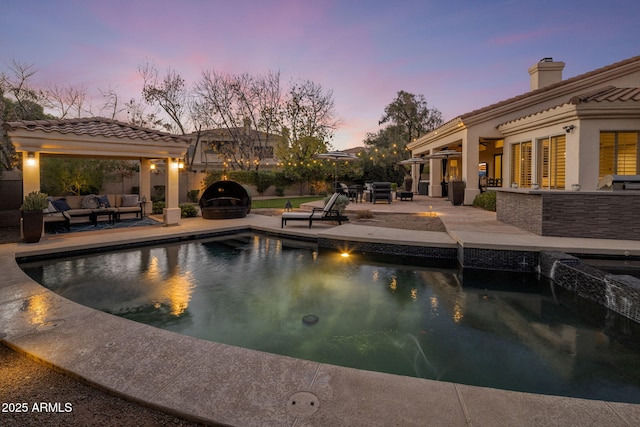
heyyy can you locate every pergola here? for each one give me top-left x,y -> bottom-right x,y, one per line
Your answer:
3,117 -> 191,225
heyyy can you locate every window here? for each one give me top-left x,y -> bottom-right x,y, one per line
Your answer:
494,154 -> 503,180
538,135 -> 566,189
253,145 -> 274,158
600,132 -> 638,177
510,141 -> 532,187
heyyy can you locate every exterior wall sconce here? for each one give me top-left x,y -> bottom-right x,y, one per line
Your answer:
26,152 -> 37,166
170,158 -> 185,169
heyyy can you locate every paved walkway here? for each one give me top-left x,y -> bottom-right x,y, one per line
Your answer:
1,195 -> 639,426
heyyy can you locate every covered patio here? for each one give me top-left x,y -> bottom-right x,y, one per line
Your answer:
3,118 -> 191,226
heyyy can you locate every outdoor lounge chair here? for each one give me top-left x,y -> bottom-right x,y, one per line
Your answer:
281,193 -> 348,228
371,182 -> 392,203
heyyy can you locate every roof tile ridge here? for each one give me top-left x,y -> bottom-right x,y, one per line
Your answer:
461,56 -> 640,120
569,85 -> 617,104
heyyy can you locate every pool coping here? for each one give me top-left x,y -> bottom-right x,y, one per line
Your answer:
2,214 -> 640,426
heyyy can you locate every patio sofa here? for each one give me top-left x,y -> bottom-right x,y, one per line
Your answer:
46,194 -> 142,226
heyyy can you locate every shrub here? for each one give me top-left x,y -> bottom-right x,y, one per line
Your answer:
187,189 -> 200,203
20,191 -> 49,211
355,210 -> 373,219
180,204 -> 198,218
326,194 -> 350,214
473,191 -> 496,211
152,200 -> 165,214
253,171 -> 274,195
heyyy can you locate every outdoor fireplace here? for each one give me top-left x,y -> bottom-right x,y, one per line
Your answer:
199,180 -> 251,219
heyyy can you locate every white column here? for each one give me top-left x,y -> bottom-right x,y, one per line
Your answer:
139,158 -> 152,216
163,157 -> 181,225
462,135 -> 480,205
22,152 -> 41,196
429,157 -> 443,197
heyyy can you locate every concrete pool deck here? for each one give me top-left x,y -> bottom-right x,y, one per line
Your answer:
2,195 -> 640,426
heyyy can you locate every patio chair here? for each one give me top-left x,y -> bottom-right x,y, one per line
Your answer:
281,193 -> 348,228
371,182 -> 392,203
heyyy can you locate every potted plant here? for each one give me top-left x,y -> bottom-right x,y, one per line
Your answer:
20,191 -> 49,243
328,194 -> 350,214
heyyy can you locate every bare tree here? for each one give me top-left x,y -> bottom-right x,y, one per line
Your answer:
97,86 -> 127,120
124,98 -> 167,130
1,60 -> 42,121
1,61 -> 48,170
193,70 -> 282,171
41,83 -> 87,119
283,79 -> 340,145
139,61 -> 188,135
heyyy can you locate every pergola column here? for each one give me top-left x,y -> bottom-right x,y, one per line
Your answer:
21,151 -> 41,197
163,157 -> 181,225
139,158 -> 152,216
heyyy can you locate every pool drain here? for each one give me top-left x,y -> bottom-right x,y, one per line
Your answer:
287,391 -> 319,417
302,314 -> 319,325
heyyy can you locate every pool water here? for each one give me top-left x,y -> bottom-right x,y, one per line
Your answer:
20,233 -> 640,403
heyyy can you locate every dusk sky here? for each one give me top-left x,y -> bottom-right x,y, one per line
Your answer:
2,0 -> 639,149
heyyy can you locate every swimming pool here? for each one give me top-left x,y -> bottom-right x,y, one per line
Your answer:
19,233 -> 640,403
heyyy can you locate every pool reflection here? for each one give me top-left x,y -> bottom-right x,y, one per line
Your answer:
18,234 -> 640,404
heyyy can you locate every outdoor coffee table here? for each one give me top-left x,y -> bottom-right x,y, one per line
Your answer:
396,191 -> 414,201
90,208 -> 118,226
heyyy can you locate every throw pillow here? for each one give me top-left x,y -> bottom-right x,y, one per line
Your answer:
51,199 -> 71,211
82,194 -> 100,209
97,195 -> 111,208
121,194 -> 139,207
44,200 -> 58,214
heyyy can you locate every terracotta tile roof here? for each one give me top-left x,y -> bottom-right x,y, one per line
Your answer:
570,86 -> 640,104
498,86 -> 640,127
3,117 -> 191,144
458,56 -> 640,121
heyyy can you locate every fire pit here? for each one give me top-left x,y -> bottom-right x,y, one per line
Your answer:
199,180 -> 251,219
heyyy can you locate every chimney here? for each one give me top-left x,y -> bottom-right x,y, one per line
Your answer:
528,57 -> 565,91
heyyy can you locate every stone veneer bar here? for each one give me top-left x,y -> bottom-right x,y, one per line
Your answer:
496,189 -> 640,241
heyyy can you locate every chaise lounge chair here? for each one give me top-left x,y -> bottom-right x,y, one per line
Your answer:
281,193 -> 348,228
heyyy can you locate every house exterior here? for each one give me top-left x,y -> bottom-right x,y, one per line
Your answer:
407,56 -> 640,203
407,56 -> 640,240
187,119 -> 280,171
